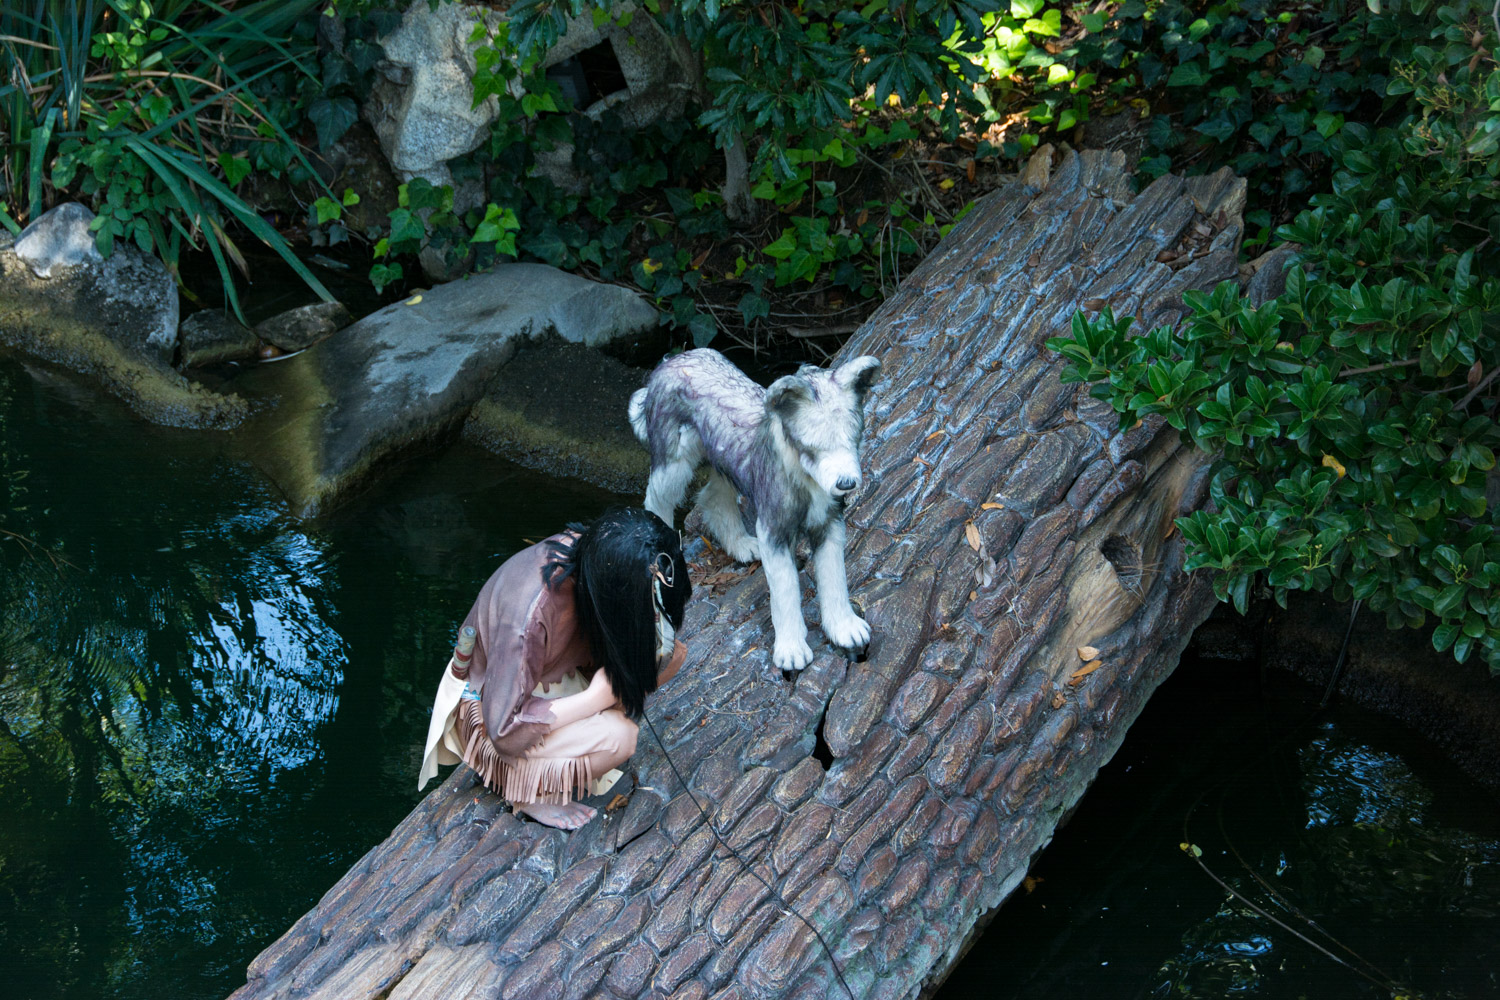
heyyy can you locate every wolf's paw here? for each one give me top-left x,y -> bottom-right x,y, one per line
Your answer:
724,536 -> 761,564
772,634 -> 815,671
824,611 -> 871,654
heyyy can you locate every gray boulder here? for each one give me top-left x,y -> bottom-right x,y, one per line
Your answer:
179,310 -> 260,368
364,1 -> 689,224
0,203 -> 246,428
254,301 -> 352,353
234,263 -> 659,515
13,202 -> 103,278
363,1 -> 500,199
538,2 -> 686,129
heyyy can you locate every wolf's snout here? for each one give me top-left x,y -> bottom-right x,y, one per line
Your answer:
834,475 -> 860,495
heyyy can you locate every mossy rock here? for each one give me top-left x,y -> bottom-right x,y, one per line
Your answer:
228,262 -> 658,517
463,339 -> 650,494
0,243 -> 247,430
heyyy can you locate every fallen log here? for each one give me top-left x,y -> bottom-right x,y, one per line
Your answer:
229,147 -> 1253,1000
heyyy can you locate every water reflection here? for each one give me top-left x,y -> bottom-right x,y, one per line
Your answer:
0,374 -> 348,998
1301,725 -> 1433,830
941,652 -> 1500,1000
0,352 -> 616,999
1153,902 -> 1275,995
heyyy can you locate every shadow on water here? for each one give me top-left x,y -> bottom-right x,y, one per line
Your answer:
0,351 -> 618,1000
939,653 -> 1500,999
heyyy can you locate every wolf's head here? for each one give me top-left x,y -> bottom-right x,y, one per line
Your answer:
764,355 -> 882,498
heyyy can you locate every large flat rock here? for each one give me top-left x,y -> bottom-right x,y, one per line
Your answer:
233,263 -> 658,516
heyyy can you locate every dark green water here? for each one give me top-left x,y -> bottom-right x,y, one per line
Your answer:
1,348 -> 1497,1000
941,652 -> 1500,999
0,351 -> 617,999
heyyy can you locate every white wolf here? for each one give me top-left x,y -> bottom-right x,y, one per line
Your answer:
629,348 -> 881,671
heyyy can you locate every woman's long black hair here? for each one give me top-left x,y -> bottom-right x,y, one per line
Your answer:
543,508 -> 689,718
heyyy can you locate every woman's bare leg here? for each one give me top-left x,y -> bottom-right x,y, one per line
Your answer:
510,711 -> 639,830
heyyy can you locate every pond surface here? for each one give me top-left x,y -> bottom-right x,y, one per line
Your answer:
0,351 -> 617,999
2,348 -> 1497,1000
940,649 -> 1500,999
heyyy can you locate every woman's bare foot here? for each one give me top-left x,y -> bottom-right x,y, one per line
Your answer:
514,800 -> 597,830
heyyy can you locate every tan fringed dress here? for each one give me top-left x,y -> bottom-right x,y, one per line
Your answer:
417,534 -> 634,804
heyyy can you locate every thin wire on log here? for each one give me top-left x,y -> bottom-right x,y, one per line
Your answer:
641,706 -> 856,1000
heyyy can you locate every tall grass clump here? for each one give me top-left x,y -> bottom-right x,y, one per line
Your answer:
1,0 -> 342,316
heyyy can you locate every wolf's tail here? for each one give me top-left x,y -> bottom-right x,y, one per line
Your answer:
628,387 -> 649,444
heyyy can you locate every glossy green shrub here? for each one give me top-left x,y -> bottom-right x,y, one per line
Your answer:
1069,0 -> 1478,246
1050,0 -> 1500,670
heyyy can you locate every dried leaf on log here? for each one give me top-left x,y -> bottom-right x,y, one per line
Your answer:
1068,660 -> 1103,686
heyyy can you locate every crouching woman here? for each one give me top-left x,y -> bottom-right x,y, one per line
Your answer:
418,508 -> 689,829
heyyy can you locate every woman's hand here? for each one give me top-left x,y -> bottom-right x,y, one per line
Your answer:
657,640 -> 687,686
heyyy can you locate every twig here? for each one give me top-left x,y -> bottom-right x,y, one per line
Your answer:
906,158 -> 955,223
767,302 -> 869,318
32,68 -> 240,96
803,339 -> 835,362
1453,365 -> 1499,410
0,528 -> 74,571
1337,358 -> 1419,378
0,34 -> 59,50
1184,761 -> 1406,994
707,304 -> 758,354
787,323 -> 860,339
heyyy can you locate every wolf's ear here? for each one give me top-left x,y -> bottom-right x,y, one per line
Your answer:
764,375 -> 813,418
835,356 -> 882,398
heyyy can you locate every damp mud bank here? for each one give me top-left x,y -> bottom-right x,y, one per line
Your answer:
228,148 -> 1277,1000
462,340 -> 651,495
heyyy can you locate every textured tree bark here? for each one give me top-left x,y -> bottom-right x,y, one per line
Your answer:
228,147 -> 1251,1000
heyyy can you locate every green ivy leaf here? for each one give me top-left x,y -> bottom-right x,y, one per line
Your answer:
312,196 -> 342,225
689,312 -> 717,348
306,96 -> 359,151
217,153 -> 252,187
762,230 -> 797,260
1168,65 -> 1211,93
